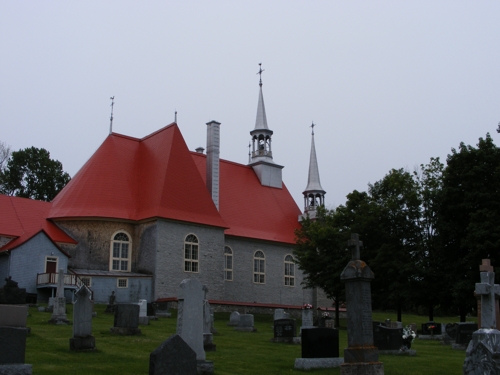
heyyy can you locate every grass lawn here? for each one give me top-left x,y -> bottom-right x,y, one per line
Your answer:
25,304 -> 472,374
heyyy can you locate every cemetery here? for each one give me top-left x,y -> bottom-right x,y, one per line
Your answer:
7,303 -> 473,375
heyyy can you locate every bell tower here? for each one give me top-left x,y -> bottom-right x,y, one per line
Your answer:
300,123 -> 326,220
248,63 -> 283,188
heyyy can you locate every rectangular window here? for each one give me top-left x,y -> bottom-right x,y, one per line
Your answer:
117,278 -> 128,288
80,277 -> 92,287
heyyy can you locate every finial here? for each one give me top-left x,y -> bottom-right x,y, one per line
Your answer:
175,110 -> 177,123
109,96 -> 115,134
257,63 -> 265,87
248,142 -> 251,163
310,122 -> 315,135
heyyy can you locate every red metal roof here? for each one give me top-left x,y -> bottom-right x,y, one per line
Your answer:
48,123 -> 301,244
0,195 -> 76,252
49,124 -> 228,228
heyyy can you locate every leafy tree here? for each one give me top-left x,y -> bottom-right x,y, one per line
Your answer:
438,134 -> 500,321
0,141 -> 11,172
0,146 -> 71,201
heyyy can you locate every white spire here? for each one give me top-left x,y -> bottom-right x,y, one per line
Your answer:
254,84 -> 269,131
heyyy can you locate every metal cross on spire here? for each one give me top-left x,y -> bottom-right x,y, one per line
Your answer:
310,122 -> 315,135
257,63 -> 265,87
109,96 -> 115,134
348,233 -> 363,261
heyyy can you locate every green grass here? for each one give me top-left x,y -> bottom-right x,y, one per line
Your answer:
25,305 -> 471,374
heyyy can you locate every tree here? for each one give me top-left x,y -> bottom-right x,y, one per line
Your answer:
0,146 -> 71,201
438,134 -> 500,321
0,141 -> 11,172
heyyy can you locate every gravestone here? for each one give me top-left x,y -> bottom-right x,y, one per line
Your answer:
155,301 -> 171,318
110,304 -> 141,335
319,316 -> 334,328
463,259 -> 500,374
340,234 -> 383,375
235,314 -> 256,332
0,277 -> 26,304
451,323 -> 478,350
273,318 -> 297,343
301,308 -> 314,332
105,291 -> 117,314
202,286 -> 216,352
274,309 -> 290,321
147,302 -> 158,319
176,278 -> 213,374
138,299 -> 149,326
70,285 -> 95,350
373,324 -> 403,351
0,304 -> 32,374
48,269 -> 69,324
227,311 -> 240,326
421,321 -> 442,336
149,334 -> 197,375
295,328 -> 343,369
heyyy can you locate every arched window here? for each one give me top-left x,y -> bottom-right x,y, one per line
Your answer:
110,231 -> 131,272
184,234 -> 199,273
253,250 -> 265,284
284,254 -> 295,287
224,246 -> 233,281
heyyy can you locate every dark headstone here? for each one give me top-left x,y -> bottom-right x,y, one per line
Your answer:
274,319 -> 296,338
445,323 -> 458,340
149,334 -> 197,375
318,316 -> 334,328
456,323 -> 478,345
147,303 -> 157,317
110,304 -> 141,335
372,324 -> 403,350
0,327 -> 27,364
301,328 -> 339,358
0,277 -> 26,305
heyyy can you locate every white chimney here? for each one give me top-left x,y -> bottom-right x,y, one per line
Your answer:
206,121 -> 220,210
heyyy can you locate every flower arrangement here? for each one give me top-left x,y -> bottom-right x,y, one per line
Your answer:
322,311 -> 330,318
302,303 -> 313,310
400,325 -> 416,351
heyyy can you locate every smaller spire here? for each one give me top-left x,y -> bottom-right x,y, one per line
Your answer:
109,96 -> 115,134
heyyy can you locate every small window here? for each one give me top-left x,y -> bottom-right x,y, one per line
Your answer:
117,278 -> 128,288
224,246 -> 233,281
110,231 -> 132,272
284,255 -> 295,287
80,277 -> 92,288
253,250 -> 265,284
184,234 -> 199,273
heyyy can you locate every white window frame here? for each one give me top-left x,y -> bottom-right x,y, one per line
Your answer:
224,246 -> 233,281
109,231 -> 132,272
284,254 -> 295,287
184,234 -> 199,273
117,278 -> 128,288
44,256 -> 58,273
253,250 -> 265,284
80,276 -> 92,288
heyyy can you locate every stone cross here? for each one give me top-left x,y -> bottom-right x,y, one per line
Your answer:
73,285 -> 93,337
348,233 -> 363,261
475,259 -> 500,329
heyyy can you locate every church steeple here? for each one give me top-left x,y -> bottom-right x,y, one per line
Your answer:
300,123 -> 326,220
248,64 -> 283,188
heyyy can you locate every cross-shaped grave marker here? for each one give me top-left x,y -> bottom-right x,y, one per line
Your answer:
475,259 -> 500,329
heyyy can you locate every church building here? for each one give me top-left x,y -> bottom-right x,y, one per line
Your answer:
0,73 -> 329,310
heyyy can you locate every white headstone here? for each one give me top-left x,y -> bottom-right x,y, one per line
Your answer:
176,279 -> 205,360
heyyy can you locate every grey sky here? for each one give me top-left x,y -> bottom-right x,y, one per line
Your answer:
1,1 -> 499,208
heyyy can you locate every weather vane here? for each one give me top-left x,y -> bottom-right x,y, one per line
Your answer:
109,96 -> 115,134
257,63 -> 265,87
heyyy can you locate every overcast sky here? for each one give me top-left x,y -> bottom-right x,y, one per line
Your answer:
1,1 -> 499,209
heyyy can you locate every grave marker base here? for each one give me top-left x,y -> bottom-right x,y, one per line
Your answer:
340,362 -> 384,375
294,358 -> 344,370
70,336 -> 96,351
0,364 -> 32,375
109,327 -> 141,335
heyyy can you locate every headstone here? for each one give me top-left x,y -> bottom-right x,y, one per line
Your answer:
339,234 -> 383,375
110,304 -> 141,335
301,308 -> 314,331
0,304 -> 32,374
149,334 -> 197,375
227,311 -> 240,326
273,318 -> 297,342
48,269 -> 69,324
202,286 -> 216,352
451,323 -> 478,350
138,299 -> 149,326
319,316 -> 334,328
373,323 -> 403,350
301,327 -> 339,358
0,277 -> 26,304
70,285 -> 95,350
274,309 -> 290,321
176,278 -> 213,374
235,314 -> 256,332
147,302 -> 157,318
155,301 -> 171,318
105,291 -> 117,314
421,321 -> 442,335
463,259 -> 500,374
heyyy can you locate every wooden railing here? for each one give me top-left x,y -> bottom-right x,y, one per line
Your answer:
36,272 -> 82,288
